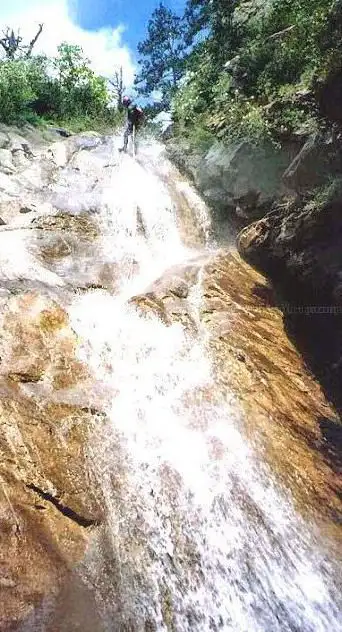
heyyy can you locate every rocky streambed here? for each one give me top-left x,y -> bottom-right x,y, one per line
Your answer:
0,126 -> 340,631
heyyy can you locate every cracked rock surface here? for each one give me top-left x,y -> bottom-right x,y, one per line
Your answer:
0,126 -> 109,631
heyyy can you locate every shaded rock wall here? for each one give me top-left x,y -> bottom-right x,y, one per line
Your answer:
168,130 -> 342,232
238,193 -> 342,415
167,138 -> 296,232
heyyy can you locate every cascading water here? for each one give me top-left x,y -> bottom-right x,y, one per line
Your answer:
44,136 -> 341,631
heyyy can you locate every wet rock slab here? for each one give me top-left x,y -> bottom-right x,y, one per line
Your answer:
0,126 -> 341,629
132,249 -> 342,529
0,129 -> 112,630
0,290 -> 105,630
0,395 -> 104,631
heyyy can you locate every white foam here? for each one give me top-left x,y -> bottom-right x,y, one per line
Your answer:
66,138 -> 341,631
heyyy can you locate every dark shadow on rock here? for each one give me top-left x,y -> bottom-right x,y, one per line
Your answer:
238,190 -> 342,437
51,127 -> 73,138
244,263 -> 342,469
283,309 -> 342,418
319,416 -> 342,468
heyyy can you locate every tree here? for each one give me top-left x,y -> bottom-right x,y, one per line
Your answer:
54,43 -> 91,90
108,66 -> 125,110
0,60 -> 36,122
0,24 -> 43,59
185,0 -> 240,61
54,43 -> 110,118
135,3 -> 188,103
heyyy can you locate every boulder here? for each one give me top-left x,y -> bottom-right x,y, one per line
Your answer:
168,139 -> 294,228
283,131 -> 342,194
203,142 -> 290,208
0,148 -> 16,174
237,195 -> 342,302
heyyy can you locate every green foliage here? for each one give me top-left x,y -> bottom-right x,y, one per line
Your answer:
169,0 -> 342,148
185,0 -> 241,62
186,125 -> 216,151
0,60 -> 36,123
51,108 -> 124,134
54,43 -> 109,118
135,2 -> 188,104
305,176 -> 342,211
210,98 -> 271,144
0,39 -> 114,131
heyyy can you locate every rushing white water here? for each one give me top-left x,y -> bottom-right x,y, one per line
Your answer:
64,138 -> 341,632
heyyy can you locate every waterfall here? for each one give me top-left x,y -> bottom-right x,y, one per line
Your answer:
62,138 -> 341,632
6,133 -> 339,632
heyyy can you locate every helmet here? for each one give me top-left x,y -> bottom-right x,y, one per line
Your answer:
122,96 -> 131,106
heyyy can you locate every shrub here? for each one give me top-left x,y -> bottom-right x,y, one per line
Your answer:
0,60 -> 37,123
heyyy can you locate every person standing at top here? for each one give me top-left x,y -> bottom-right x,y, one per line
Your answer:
119,96 -> 144,154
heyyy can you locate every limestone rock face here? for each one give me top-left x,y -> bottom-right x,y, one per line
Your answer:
132,250 -> 342,525
237,192 -> 342,418
0,148 -> 16,175
0,292 -> 88,389
198,142 -> 290,218
237,196 -> 342,303
0,290 -> 104,631
0,123 -> 341,630
167,125 -> 342,245
0,397 -> 102,631
0,127 -> 109,630
283,132 -> 342,194
167,138 -> 296,230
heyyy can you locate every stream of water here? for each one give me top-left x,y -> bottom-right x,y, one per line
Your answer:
34,136 -> 342,631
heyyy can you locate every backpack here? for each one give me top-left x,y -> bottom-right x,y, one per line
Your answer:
135,106 -> 144,123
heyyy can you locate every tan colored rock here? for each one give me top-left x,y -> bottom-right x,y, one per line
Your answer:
200,251 -> 342,524
130,261 -> 203,331
0,292 -> 88,391
0,397 -> 103,631
133,250 -> 342,529
34,232 -> 73,261
32,212 -> 99,240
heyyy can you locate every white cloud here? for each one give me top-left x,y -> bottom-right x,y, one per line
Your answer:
0,0 -> 136,86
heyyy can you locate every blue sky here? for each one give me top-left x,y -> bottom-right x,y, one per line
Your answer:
0,0 -> 186,90
71,0 -> 186,50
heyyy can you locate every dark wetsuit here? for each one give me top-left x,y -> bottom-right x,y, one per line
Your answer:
123,103 -> 143,152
